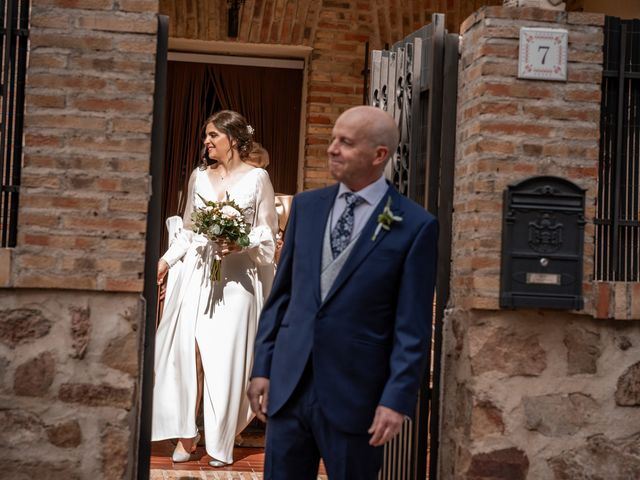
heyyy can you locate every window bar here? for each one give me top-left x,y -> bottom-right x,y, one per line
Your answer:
612,23 -> 627,280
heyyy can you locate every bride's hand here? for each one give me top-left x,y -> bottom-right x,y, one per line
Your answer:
219,240 -> 242,257
157,259 -> 169,300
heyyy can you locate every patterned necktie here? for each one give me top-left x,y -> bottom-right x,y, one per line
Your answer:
331,192 -> 365,259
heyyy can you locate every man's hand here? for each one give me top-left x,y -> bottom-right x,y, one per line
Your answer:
367,405 -> 405,446
247,377 -> 270,423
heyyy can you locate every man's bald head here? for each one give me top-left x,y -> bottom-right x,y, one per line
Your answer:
337,106 -> 399,163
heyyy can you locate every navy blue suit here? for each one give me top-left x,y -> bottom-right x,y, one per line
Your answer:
252,182 -> 438,478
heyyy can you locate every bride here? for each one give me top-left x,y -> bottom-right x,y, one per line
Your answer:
152,110 -> 278,467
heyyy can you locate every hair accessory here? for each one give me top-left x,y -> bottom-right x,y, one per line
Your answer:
247,125 -> 255,135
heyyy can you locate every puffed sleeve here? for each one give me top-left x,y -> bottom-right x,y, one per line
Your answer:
161,168 -> 198,268
246,169 -> 278,266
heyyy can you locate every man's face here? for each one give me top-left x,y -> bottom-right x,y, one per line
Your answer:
327,114 -> 378,190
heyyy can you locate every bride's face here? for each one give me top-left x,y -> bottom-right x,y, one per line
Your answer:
203,123 -> 235,162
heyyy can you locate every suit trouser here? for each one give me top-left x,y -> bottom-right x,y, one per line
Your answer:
264,363 -> 383,480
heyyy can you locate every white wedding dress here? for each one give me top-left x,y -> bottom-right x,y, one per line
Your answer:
152,167 -> 277,464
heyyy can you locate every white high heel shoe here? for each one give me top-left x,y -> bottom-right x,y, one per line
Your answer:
208,458 -> 231,468
171,432 -> 200,463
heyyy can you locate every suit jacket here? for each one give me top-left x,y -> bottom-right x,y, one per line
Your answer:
251,182 -> 438,434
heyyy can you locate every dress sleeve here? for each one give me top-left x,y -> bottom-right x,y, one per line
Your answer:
161,168 -> 198,268
247,169 -> 278,266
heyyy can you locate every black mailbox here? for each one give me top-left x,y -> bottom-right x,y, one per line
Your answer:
500,176 -> 585,310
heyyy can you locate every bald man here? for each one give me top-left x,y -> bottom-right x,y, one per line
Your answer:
248,106 -> 438,480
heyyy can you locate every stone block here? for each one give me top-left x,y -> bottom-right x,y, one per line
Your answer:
101,330 -> 139,376
14,351 -> 55,397
58,382 -> 133,410
0,459 -> 81,480
564,327 -> 601,375
69,306 -> 91,359
548,433 -> 640,478
46,420 -> 82,448
101,425 -> 129,480
0,308 -> 51,348
524,393 -> 598,436
467,447 -> 529,479
471,326 -> 547,376
616,361 -> 640,406
0,409 -> 44,447
471,400 -> 505,439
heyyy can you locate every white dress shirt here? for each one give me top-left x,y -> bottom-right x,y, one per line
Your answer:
330,175 -> 389,240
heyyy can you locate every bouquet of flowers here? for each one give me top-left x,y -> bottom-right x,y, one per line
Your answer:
191,193 -> 251,282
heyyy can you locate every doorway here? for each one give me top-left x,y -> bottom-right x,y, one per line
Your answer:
160,53 -> 305,250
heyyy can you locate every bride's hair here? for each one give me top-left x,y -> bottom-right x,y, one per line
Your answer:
200,110 -> 254,169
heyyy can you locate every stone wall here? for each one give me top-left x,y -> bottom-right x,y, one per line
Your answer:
440,6 -> 640,479
0,290 -> 143,479
159,0 -> 505,190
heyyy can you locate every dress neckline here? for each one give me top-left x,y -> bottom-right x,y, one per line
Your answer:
202,167 -> 259,202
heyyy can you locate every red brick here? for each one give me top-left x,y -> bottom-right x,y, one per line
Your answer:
108,198 -> 148,212
26,114 -> 107,131
27,51 -> 68,69
26,93 -> 66,109
118,0 -> 159,13
70,96 -> 152,114
21,195 -> 104,210
563,88 -> 601,103
37,0 -> 113,8
17,254 -> 57,269
114,36 -> 156,54
78,14 -> 157,34
24,134 -> 64,148
28,73 -> 108,91
483,121 -> 553,137
104,277 -> 144,292
63,216 -> 146,232
21,173 -> 62,189
29,32 -> 115,51
104,239 -> 146,252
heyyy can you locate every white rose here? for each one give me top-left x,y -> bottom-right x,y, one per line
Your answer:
204,206 -> 214,212
221,205 -> 241,219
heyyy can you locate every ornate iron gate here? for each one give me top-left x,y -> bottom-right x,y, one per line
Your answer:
367,13 -> 459,480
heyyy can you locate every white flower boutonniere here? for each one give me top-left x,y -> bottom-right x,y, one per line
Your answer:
372,196 -> 402,241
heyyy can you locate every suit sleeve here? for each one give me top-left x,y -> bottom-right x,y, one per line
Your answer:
251,196 -> 298,379
379,216 -> 438,417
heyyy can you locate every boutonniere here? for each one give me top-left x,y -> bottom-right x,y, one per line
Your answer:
372,196 -> 402,241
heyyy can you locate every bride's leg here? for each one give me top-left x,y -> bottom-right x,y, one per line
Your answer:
173,341 -> 204,461
195,340 -> 204,420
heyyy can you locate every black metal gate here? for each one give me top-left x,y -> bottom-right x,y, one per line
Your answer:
595,17 -> 640,282
366,13 -> 458,480
0,0 -> 29,247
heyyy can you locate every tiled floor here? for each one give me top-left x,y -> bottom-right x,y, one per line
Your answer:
150,441 -> 327,479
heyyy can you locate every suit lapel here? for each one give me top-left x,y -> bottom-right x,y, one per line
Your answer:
321,184 -> 404,307
309,184 -> 339,305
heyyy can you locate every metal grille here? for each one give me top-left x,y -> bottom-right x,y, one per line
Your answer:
369,13 -> 459,480
0,0 -> 29,248
595,17 -> 640,281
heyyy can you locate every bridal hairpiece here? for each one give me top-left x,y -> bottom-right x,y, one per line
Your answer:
247,125 -> 255,135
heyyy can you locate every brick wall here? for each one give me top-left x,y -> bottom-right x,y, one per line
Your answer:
440,7 -> 640,479
451,6 -> 603,313
13,0 -> 159,292
159,0 -> 504,190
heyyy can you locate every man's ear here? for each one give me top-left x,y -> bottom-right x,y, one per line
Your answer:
372,146 -> 389,167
